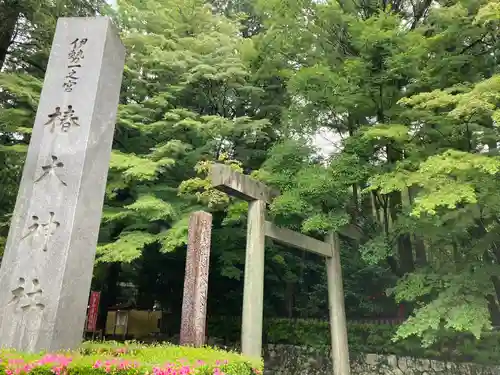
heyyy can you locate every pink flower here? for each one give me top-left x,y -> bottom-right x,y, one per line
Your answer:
0,353 -> 244,375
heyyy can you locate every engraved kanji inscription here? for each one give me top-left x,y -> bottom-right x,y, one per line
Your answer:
63,69 -> 79,92
22,212 -> 60,252
63,38 -> 88,92
34,155 -> 67,186
180,212 -> 212,347
9,277 -> 45,311
69,38 -> 88,63
44,105 -> 80,133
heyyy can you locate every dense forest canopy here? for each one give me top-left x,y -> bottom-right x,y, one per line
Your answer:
2,0 -> 500,348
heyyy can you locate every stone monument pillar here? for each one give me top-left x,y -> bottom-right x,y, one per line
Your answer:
241,200 -> 266,358
180,211 -> 212,347
0,17 -> 125,352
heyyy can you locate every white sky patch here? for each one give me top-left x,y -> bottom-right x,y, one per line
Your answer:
312,127 -> 343,157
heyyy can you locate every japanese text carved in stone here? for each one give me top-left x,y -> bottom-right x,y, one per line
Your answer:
63,38 -> 88,92
44,105 -> 80,133
34,155 -> 67,186
9,277 -> 45,311
22,212 -> 60,252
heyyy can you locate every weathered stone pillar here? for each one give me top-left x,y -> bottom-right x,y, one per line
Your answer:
326,232 -> 351,375
0,17 -> 125,352
242,200 -> 266,358
210,164 -> 356,366
180,211 -> 213,347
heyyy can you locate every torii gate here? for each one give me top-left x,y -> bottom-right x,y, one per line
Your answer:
210,164 -> 361,375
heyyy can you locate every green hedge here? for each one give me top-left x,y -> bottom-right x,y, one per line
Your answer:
207,317 -> 500,365
0,342 -> 263,375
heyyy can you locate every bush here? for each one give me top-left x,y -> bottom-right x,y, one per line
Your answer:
0,342 -> 263,375
207,316 -> 500,365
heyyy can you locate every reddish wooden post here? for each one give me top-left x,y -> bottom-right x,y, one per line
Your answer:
180,211 -> 212,347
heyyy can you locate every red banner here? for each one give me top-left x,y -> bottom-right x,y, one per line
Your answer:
87,291 -> 101,332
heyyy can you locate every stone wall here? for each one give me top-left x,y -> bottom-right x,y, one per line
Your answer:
263,345 -> 500,375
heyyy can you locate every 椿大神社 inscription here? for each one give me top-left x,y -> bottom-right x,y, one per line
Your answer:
21,212 -> 60,253
0,17 -> 125,352
34,155 -> 66,186
9,278 -> 45,312
44,105 -> 80,132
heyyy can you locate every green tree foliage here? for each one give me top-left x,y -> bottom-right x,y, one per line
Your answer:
253,0 -> 500,345
5,0 -> 500,352
97,0 -> 275,261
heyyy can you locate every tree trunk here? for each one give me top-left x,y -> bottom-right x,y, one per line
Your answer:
387,145 -> 415,275
482,249 -> 500,326
370,191 -> 381,223
0,2 -> 19,70
486,295 -> 500,326
408,186 -> 427,267
285,281 -> 294,318
97,262 -> 121,332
